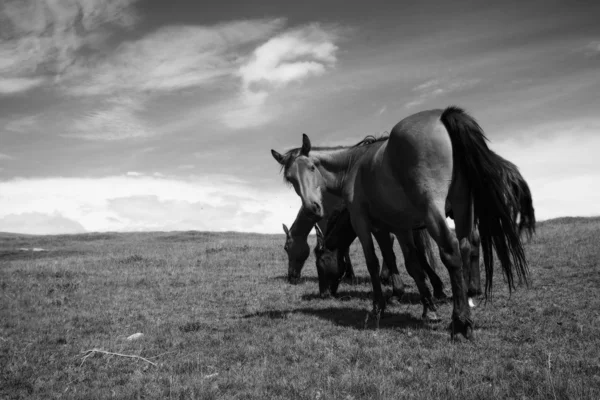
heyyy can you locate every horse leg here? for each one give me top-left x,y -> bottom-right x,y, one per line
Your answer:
414,229 -> 448,300
372,231 -> 405,306
424,204 -> 473,340
379,233 -> 394,286
351,214 -> 386,330
397,231 -> 440,322
343,248 -> 358,285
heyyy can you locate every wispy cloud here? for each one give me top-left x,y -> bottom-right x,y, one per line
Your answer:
3,113 -> 40,133
239,23 -> 338,90
0,0 -> 139,94
63,99 -> 151,141
405,78 -> 481,108
582,40 -> 600,57
64,19 -> 285,96
0,153 -> 14,160
220,23 -> 340,130
0,77 -> 46,94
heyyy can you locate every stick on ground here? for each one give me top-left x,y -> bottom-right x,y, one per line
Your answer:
81,348 -> 158,367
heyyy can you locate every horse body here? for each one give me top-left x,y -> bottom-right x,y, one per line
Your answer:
272,106 -> 529,339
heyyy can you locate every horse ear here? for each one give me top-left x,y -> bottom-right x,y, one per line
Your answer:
314,224 -> 324,246
301,134 -> 311,156
282,223 -> 290,237
271,149 -> 285,165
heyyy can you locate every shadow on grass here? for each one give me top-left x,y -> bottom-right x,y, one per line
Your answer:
301,290 -> 433,305
268,275 -> 320,284
269,275 -> 381,287
243,306 -> 437,331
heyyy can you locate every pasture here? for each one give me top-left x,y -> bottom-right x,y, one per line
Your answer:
1,217 -> 600,399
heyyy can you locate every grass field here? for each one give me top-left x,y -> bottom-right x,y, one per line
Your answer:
1,217 -> 600,399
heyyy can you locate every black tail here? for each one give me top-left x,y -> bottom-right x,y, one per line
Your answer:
517,178 -> 536,239
494,153 -> 536,239
440,106 -> 529,296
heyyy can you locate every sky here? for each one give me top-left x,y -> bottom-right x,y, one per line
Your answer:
1,0 -> 599,235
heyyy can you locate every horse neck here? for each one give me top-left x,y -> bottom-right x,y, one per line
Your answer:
312,147 -> 364,194
290,208 -> 316,238
325,209 -> 356,250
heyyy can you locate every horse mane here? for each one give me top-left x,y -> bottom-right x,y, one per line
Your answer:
279,133 -> 390,180
352,133 -> 389,148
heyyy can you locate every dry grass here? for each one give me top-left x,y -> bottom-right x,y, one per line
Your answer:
1,218 -> 600,399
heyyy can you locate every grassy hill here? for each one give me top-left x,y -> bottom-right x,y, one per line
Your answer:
1,217 -> 599,399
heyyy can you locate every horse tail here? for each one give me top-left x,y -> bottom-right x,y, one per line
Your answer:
440,106 -> 529,296
414,228 -> 438,271
496,154 -> 536,239
515,171 -> 536,239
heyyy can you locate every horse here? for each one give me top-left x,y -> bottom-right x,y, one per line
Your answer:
313,206 -> 448,321
318,148 -> 536,311
271,106 -> 529,339
281,178 -> 397,288
281,191 -> 356,284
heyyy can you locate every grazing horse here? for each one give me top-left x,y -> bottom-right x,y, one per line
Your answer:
281,184 -> 394,287
271,106 -> 529,339
281,191 -> 355,284
313,207 -> 448,320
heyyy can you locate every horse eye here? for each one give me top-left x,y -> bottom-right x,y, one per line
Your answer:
309,165 -> 316,171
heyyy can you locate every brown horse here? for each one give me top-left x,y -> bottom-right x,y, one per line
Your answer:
281,192 -> 355,284
271,106 -> 529,339
313,206 -> 448,321
281,181 -> 398,288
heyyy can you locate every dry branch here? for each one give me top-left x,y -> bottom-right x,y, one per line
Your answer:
81,348 -> 157,367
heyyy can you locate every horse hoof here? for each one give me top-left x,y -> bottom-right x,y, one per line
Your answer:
449,319 -> 475,341
363,306 -> 384,330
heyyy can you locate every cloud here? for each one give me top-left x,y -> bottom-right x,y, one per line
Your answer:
0,175 -> 302,234
0,0 -> 139,94
2,114 -> 40,133
64,19 -> 285,96
238,24 -> 338,89
0,153 -> 14,160
0,212 -> 86,235
582,40 -> 600,57
405,78 -> 481,108
0,77 -> 46,94
63,100 -> 151,140
216,23 -> 339,130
